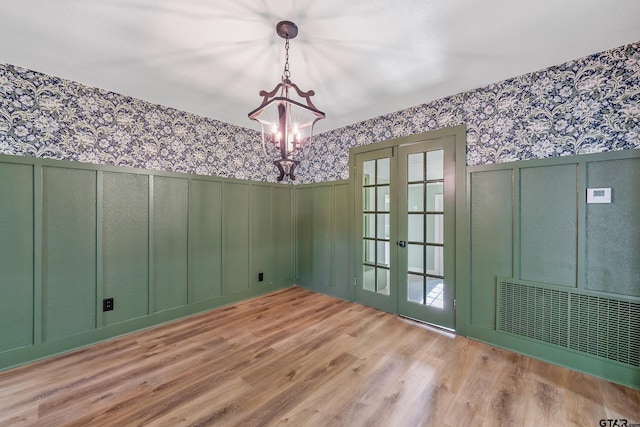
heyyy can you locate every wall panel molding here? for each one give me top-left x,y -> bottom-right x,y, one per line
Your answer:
467,148 -> 640,388
294,181 -> 350,300
0,154 -> 293,371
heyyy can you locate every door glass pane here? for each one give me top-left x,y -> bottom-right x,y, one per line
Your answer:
408,184 -> 423,212
377,214 -> 390,239
426,182 -> 444,211
426,214 -> 444,244
363,265 -> 376,291
408,244 -> 423,273
408,214 -> 423,242
377,158 -> 390,184
377,185 -> 390,211
363,187 -> 375,211
363,214 -> 376,238
408,153 -> 423,182
377,268 -> 390,295
376,241 -> 389,266
363,160 -> 375,185
426,277 -> 444,308
364,239 -> 375,264
426,245 -> 444,276
426,150 -> 444,180
408,274 -> 424,304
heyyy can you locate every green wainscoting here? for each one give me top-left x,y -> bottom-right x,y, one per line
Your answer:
152,176 -> 189,312
294,181 -> 350,300
102,171 -> 150,325
0,154 -> 294,371
585,157 -> 640,296
469,169 -> 513,328
295,186 -> 314,286
250,184 -> 274,287
333,183 -> 350,295
223,182 -> 250,295
188,180 -> 223,302
274,186 -> 295,287
2,148 -> 638,389
468,149 -> 640,389
520,164 -> 578,286
42,167 -> 97,341
0,163 -> 34,353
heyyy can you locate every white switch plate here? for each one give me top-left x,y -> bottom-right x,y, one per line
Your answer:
587,188 -> 611,204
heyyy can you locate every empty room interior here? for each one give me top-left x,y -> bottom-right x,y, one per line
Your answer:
1,1 -> 639,425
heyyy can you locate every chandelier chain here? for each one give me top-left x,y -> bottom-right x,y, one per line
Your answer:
283,38 -> 291,79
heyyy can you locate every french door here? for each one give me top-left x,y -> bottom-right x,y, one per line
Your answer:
354,135 -> 456,329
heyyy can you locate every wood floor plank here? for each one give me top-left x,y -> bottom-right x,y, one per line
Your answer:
0,287 -> 638,427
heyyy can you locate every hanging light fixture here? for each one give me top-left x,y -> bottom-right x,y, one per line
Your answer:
248,21 -> 325,181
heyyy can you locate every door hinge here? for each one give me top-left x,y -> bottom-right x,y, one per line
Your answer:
353,277 -> 357,287
453,299 -> 457,310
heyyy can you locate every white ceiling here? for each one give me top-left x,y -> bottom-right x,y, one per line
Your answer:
2,1 -> 640,133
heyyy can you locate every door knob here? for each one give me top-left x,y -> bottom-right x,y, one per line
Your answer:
397,241 -> 406,247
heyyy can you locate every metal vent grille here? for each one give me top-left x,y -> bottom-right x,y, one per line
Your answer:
497,279 -> 640,368
497,282 -> 569,347
569,294 -> 640,367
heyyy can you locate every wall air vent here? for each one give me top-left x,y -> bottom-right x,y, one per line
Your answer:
569,294 -> 640,367
497,279 -> 640,368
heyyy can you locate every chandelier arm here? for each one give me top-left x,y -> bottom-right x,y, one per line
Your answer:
288,161 -> 298,181
255,83 -> 284,110
274,160 -> 286,182
278,103 -> 287,160
285,80 -> 321,112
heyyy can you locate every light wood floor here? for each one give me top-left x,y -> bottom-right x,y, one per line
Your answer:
0,287 -> 638,427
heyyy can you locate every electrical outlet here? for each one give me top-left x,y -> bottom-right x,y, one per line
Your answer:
258,272 -> 264,282
103,297 -> 114,312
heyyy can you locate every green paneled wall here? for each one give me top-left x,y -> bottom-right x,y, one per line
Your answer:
295,187 -> 314,285
295,181 -> 350,300
153,176 -> 189,312
333,184 -> 350,293
223,182 -> 250,294
469,169 -> 513,328
3,147 -> 637,389
585,157 -> 640,296
520,164 -> 577,286
102,172 -> 150,325
467,149 -> 640,388
274,186 -> 294,286
0,163 -> 33,352
189,180 -> 223,302
313,186 -> 334,289
0,155 -> 293,371
469,152 -> 640,306
250,185 -> 273,286
42,167 -> 97,340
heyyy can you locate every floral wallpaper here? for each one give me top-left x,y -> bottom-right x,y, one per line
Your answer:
0,65 -> 273,181
298,41 -> 640,183
1,42 -> 639,184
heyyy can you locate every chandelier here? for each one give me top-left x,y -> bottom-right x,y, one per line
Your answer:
248,21 -> 325,181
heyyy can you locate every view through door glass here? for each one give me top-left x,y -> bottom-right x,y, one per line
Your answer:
398,138 -> 455,329
355,148 -> 397,314
354,138 -> 455,330
406,149 -> 445,307
363,157 -> 391,295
